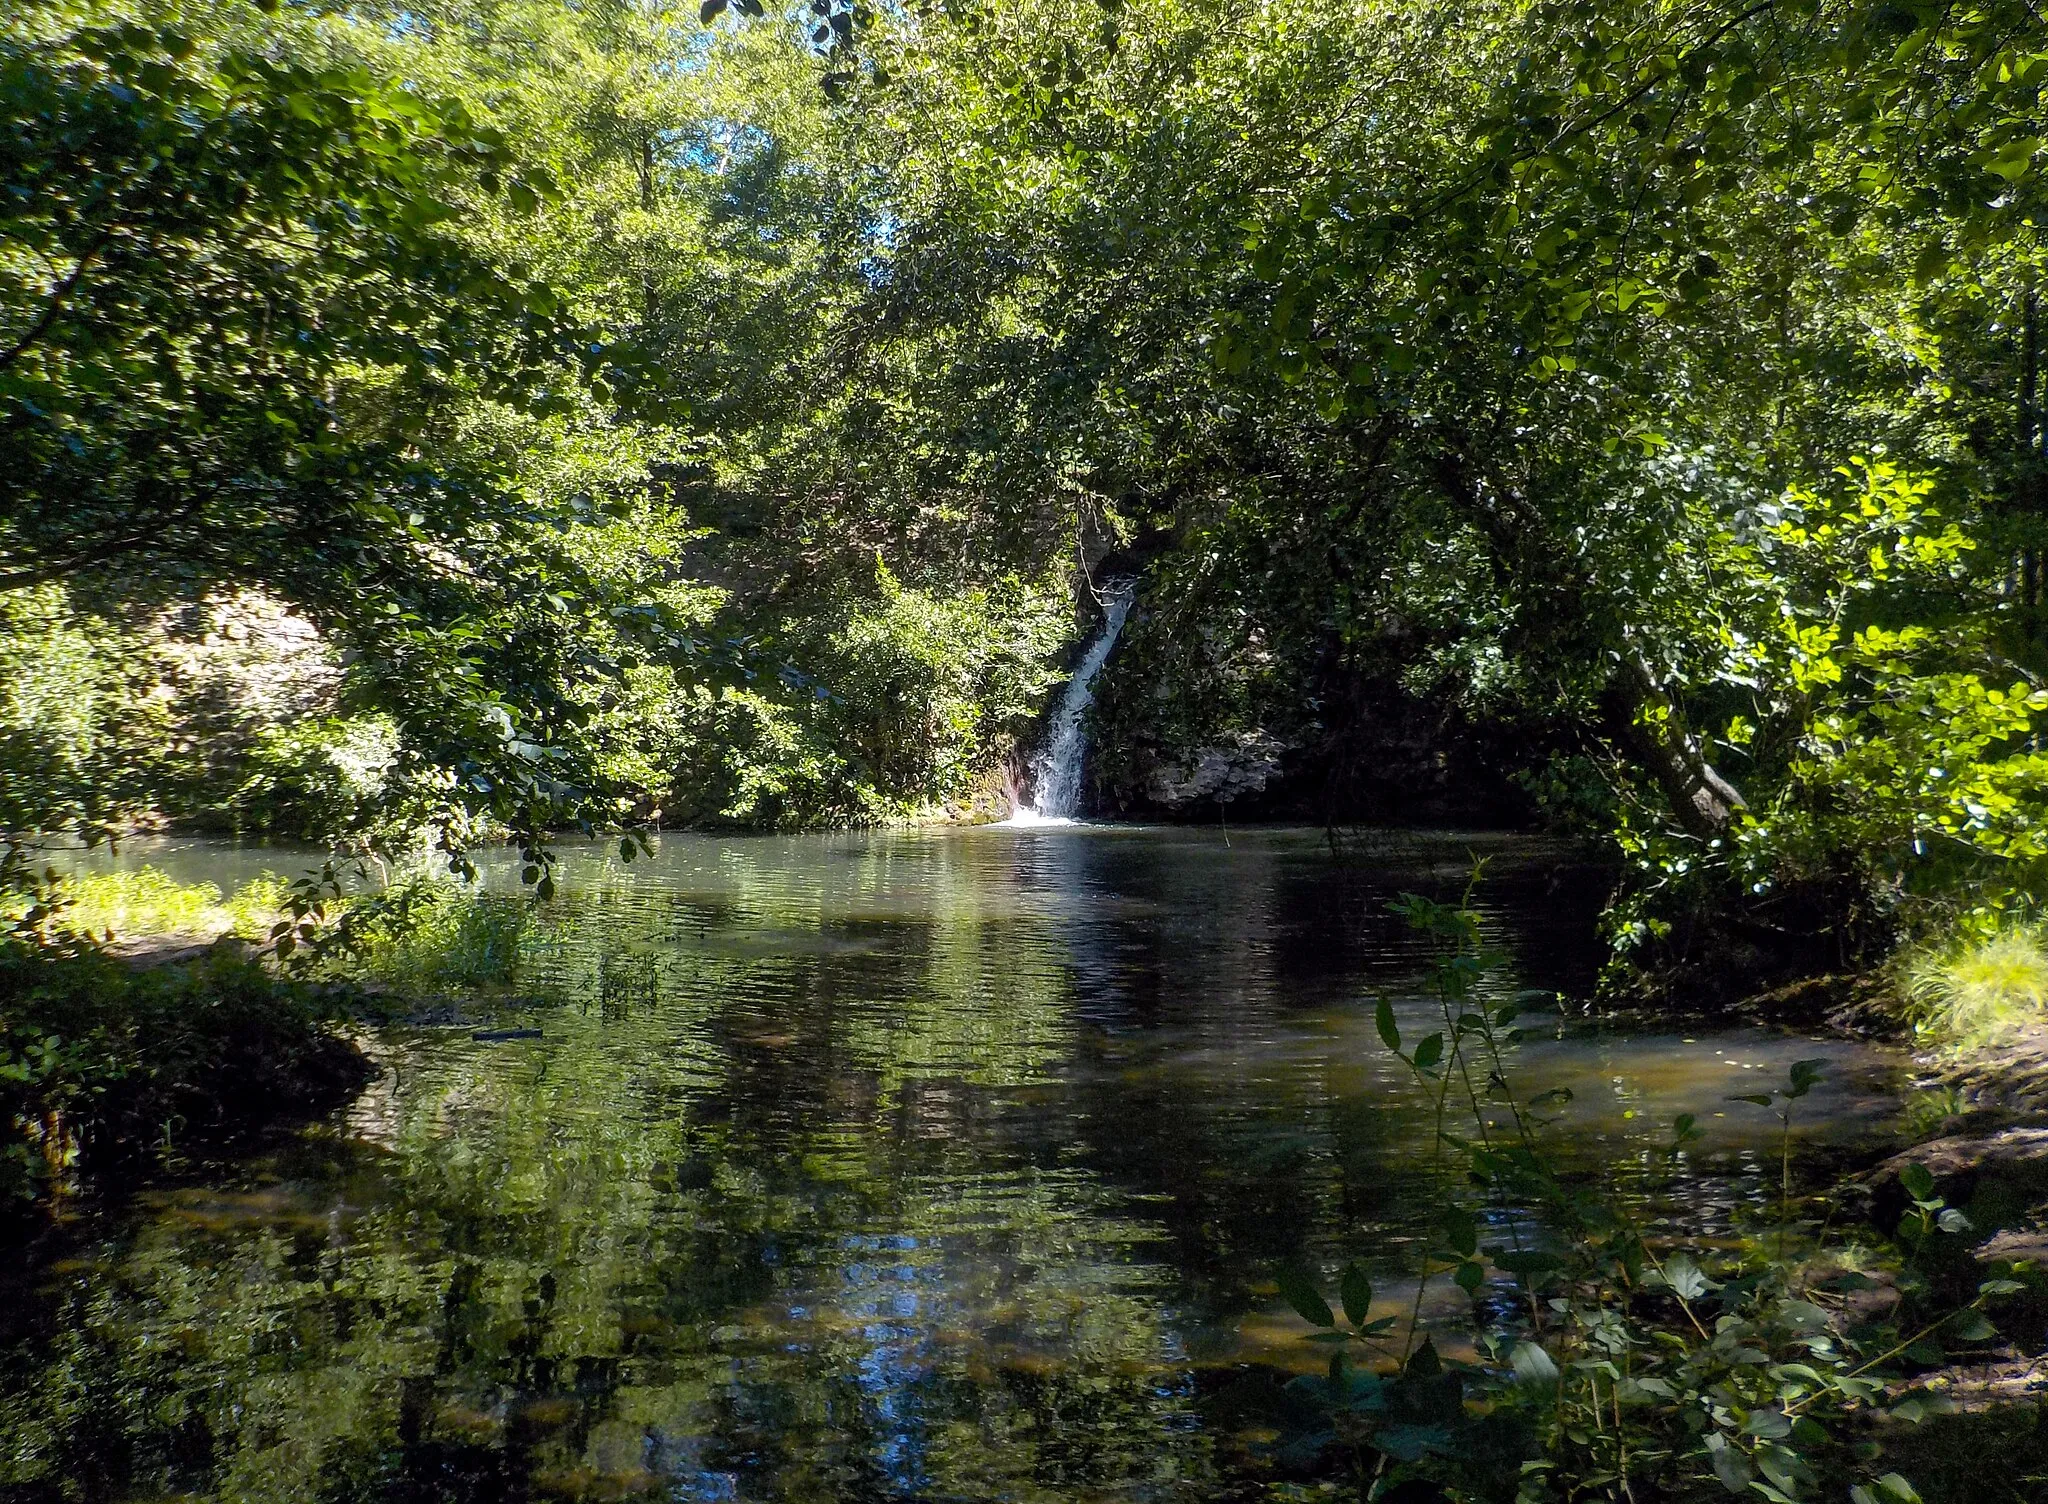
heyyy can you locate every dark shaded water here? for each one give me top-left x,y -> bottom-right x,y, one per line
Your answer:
2,828 -> 1909,1502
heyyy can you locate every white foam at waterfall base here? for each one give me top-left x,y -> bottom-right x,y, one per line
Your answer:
1003,580 -> 1135,826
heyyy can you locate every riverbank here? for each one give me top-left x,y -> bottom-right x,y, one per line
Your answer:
0,862 -> 545,1212
0,940 -> 371,1210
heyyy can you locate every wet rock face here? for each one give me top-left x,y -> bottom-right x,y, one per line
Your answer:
1080,568 -> 1556,825
1143,731 -> 1288,808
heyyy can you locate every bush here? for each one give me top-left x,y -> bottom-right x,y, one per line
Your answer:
0,584 -> 391,841
0,585 -> 160,833
339,878 -> 532,995
214,716 -> 397,839
669,564 -> 1071,826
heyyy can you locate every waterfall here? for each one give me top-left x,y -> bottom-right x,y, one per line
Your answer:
1008,579 -> 1135,825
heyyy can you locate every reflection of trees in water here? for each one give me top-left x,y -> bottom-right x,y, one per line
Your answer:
988,830 -> 1581,1329
0,835 -> 1221,1501
0,830 -> 1622,1501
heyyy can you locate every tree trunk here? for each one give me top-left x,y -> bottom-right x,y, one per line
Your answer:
1425,444 -> 1747,843
1607,654 -> 1746,842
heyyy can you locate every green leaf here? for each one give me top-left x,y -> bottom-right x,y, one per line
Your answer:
1510,1339 -> 1559,1387
1704,1432 -> 1753,1494
700,0 -> 729,19
1339,1262 -> 1373,1327
1947,1310 -> 1995,1342
1786,1058 -> 1825,1098
1276,1266 -> 1334,1328
1453,1259 -> 1485,1293
1728,1093 -> 1774,1107
1412,1032 -> 1444,1071
1374,995 -> 1400,1053
1900,1163 -> 1937,1202
1743,1407 -> 1791,1439
1658,1252 -> 1714,1300
1439,1206 -> 1478,1257
1985,137 -> 2040,182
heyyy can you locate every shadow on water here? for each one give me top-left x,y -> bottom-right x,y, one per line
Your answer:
1,827 -> 1911,1502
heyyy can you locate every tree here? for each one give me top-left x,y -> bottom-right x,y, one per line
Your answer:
0,1 -> 699,857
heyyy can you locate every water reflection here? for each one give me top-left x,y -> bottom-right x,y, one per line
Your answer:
2,828 -> 1906,1502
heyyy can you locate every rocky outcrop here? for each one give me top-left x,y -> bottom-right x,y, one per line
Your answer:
1938,1026 -> 2048,1116
1142,731 -> 1288,808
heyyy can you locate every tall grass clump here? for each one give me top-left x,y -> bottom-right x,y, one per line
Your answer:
1902,924 -> 2048,1051
41,867 -> 289,942
41,863 -> 533,994
343,878 -> 532,995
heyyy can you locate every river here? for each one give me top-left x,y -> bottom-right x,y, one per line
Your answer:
0,827 -> 1913,1502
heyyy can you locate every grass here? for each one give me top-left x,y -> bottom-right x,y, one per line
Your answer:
49,866 -> 289,942
7,864 -> 530,996
1901,922 -> 2048,1050
347,880 -> 531,994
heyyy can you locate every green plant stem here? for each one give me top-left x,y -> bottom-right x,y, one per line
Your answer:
1782,1298 -> 1992,1417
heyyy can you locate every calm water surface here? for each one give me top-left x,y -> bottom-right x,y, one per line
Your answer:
1,828 -> 1910,1503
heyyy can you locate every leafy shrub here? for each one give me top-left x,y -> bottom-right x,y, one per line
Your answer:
0,584 -> 388,841
0,585 -> 162,833
667,685 -> 889,828
670,565 -> 1071,826
1610,461 -> 2048,980
214,716 -> 397,839
809,562 -> 1070,800
330,877 -> 533,995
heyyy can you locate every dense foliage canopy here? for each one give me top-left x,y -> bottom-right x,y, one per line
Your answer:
2,0 -> 2046,971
